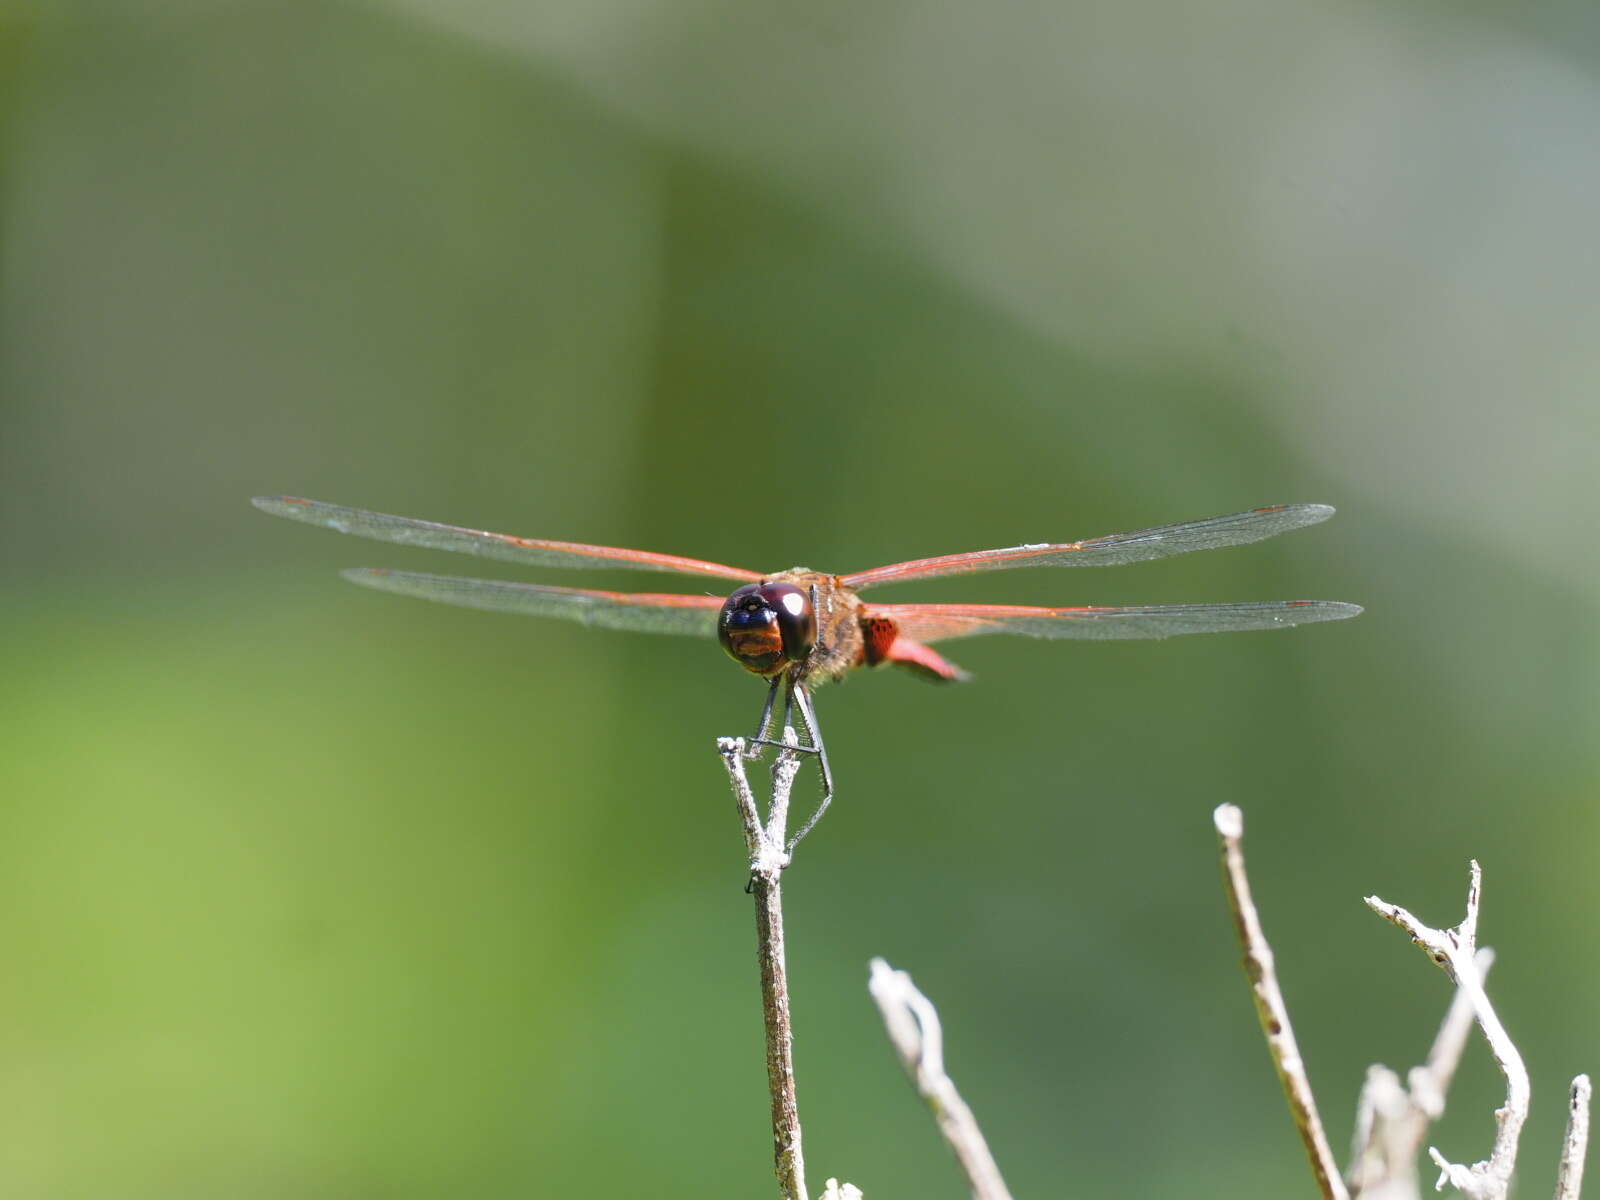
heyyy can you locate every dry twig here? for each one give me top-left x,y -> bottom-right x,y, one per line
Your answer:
868,958 -> 1015,1200
1346,948 -> 1494,1199
719,731 -> 814,1200
1555,1075 -> 1592,1200
1214,803 -> 1350,1200
1366,862 -> 1528,1200
1218,813 -> 1587,1199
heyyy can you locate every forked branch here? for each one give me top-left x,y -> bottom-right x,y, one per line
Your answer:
1346,947 -> 1493,1199
1220,815 -> 1590,1200
721,733 -> 807,1199
719,730 -> 823,1200
1366,863 -> 1534,1200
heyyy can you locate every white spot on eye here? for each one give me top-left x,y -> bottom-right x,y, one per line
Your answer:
781,592 -> 807,616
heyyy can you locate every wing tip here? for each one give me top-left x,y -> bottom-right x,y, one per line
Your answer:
1287,599 -> 1363,622
340,566 -> 391,586
1257,502 -> 1336,524
253,495 -> 318,516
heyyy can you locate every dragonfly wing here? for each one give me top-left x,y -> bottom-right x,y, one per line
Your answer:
871,599 -> 1363,642
254,497 -> 762,582
841,504 -> 1336,589
343,569 -> 724,636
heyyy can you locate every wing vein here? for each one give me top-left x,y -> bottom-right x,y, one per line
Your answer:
254,497 -> 761,581
872,599 -> 1363,642
842,504 -> 1336,589
342,568 -> 723,637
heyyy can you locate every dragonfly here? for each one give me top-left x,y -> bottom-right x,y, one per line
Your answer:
253,496 -> 1360,846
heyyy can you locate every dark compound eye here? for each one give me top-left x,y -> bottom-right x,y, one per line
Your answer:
761,582 -> 816,661
718,582 -> 817,675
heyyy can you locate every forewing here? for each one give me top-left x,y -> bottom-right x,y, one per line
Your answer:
871,599 -> 1363,642
254,496 -> 761,582
344,568 -> 724,636
841,504 -> 1335,589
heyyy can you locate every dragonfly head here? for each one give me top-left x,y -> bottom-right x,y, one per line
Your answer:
718,582 -> 816,676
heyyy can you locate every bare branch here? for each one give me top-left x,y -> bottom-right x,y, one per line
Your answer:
1347,949 -> 1495,1199
1554,1075 -> 1591,1200
1213,804 -> 1350,1200
868,958 -> 1015,1200
1366,862 -> 1529,1200
722,736 -> 768,862
720,733 -> 809,1200
1422,948 -> 1497,1106
1349,1066 -> 1422,1200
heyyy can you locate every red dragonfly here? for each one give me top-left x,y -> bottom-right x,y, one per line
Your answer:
254,497 -> 1359,844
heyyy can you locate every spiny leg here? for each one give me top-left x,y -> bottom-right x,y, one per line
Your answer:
743,675 -> 784,760
749,674 -> 817,756
785,683 -> 834,851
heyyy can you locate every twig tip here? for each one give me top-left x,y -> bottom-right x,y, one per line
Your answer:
1214,803 -> 1244,838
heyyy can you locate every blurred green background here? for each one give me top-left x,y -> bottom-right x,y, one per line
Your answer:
2,1 -> 1596,1196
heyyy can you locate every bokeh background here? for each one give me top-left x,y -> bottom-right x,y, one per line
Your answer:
2,1 -> 1597,1196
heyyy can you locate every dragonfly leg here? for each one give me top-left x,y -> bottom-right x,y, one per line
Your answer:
748,585 -> 827,762
743,675 -> 784,760
785,683 -> 834,852
749,673 -> 817,755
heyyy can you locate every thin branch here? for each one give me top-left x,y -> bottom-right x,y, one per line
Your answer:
868,958 -> 1015,1200
1554,1075 -> 1591,1200
1366,862 -> 1529,1200
1347,948 -> 1495,1199
720,733 -> 809,1200
1421,948 -> 1497,1108
1213,804 -> 1350,1200
1348,1067 -> 1422,1200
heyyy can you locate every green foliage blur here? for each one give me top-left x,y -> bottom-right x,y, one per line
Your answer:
2,2 -> 1597,1196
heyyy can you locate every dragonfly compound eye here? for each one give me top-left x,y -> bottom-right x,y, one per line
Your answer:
718,582 -> 816,675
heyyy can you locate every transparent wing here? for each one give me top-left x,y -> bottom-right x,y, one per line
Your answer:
254,496 -> 761,582
871,599 -> 1363,643
841,504 -> 1336,590
343,568 -> 724,636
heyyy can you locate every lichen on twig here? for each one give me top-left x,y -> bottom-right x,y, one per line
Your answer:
1366,863 -> 1528,1200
